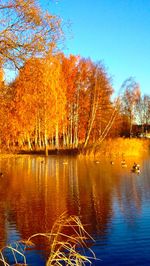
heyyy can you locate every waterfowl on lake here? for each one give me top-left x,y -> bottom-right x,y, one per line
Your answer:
132,162 -> 140,169
132,163 -> 140,173
110,161 -> 114,165
132,168 -> 141,174
0,172 -> 3,177
94,160 -> 100,164
37,157 -> 45,163
121,160 -> 127,168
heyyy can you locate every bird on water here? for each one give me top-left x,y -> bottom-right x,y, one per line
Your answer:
132,163 -> 140,173
121,159 -> 127,168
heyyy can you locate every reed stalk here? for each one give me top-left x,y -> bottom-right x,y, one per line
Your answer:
0,213 -> 96,266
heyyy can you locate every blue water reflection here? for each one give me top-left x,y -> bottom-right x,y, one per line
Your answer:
0,155 -> 150,265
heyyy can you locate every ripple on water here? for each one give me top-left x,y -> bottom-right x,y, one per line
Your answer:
0,155 -> 150,265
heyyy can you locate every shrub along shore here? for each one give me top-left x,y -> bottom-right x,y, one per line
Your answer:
82,138 -> 150,159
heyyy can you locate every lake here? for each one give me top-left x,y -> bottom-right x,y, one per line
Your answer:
0,155 -> 150,265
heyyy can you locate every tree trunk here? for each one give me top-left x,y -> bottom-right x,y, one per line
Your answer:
38,117 -> 42,148
63,124 -> 66,148
27,134 -> 32,150
34,115 -> 38,148
129,112 -> 133,138
74,87 -> 79,148
45,145 -> 48,156
84,71 -> 99,148
55,122 -> 59,149
70,104 -> 73,147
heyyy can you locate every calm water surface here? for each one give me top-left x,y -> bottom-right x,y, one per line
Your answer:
0,155 -> 150,265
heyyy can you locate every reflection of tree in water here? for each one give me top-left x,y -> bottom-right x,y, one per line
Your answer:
114,157 -> 150,224
0,159 -> 12,247
3,157 -> 69,234
0,157 -> 113,247
115,177 -> 142,224
0,156 -> 149,249
66,159 -> 122,238
0,205 -> 6,247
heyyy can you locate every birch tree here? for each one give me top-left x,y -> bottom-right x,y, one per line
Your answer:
121,78 -> 140,137
82,60 -> 112,148
136,94 -> 150,135
0,0 -> 63,69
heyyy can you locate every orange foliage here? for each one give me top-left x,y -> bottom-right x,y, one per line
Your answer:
0,53 -> 125,150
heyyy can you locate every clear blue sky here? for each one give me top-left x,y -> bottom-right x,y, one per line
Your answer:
46,0 -> 150,96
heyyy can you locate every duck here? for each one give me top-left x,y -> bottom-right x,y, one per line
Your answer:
0,172 -> 3,177
132,163 -> 140,174
121,159 -> 127,168
94,160 -> 100,164
110,161 -> 114,165
37,157 -> 44,163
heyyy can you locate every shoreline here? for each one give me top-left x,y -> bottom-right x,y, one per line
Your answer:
0,138 -> 149,159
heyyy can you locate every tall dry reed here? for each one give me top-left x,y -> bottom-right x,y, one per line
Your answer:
0,213 -> 96,266
82,138 -> 150,158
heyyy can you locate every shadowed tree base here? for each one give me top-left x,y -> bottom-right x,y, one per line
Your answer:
18,148 -> 80,156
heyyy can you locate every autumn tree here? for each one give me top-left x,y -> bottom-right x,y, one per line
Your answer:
0,69 -> 5,146
73,59 -> 113,148
0,0 -> 63,69
61,54 -> 80,148
0,0 -> 64,150
136,94 -> 150,135
121,78 -> 140,137
86,63 -> 113,147
10,54 -> 66,150
0,52 -> 122,151
143,95 -> 150,131
44,53 -> 66,149
0,74 -> 16,148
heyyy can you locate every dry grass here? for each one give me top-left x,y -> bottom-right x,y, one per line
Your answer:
0,214 -> 96,266
82,138 -> 150,159
0,243 -> 27,266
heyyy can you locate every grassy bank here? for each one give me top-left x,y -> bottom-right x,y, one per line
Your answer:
0,138 -> 150,159
82,138 -> 150,159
